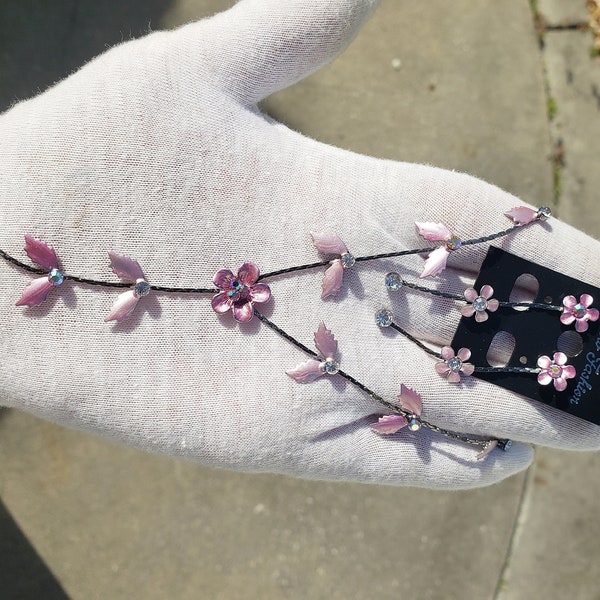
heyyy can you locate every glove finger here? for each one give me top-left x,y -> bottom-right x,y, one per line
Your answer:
167,0 -> 380,105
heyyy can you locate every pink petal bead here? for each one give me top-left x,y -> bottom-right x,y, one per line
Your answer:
420,246 -> 450,278
23,235 -> 59,270
371,414 -> 408,435
415,222 -> 452,241
321,259 -> 344,299
310,232 -> 348,255
105,290 -> 140,322
15,276 -> 55,307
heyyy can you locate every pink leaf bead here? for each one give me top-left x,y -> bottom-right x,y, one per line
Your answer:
321,259 -> 344,299
287,323 -> 341,383
105,290 -> 140,322
398,384 -> 423,416
314,322 -> 338,359
371,414 -> 408,435
286,359 -> 324,383
504,206 -> 537,225
108,251 -> 146,281
310,232 -> 349,255
23,235 -> 59,270
415,222 -> 452,242
420,246 -> 450,278
15,276 -> 55,307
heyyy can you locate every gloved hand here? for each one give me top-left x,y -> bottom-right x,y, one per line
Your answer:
1,0 -> 598,490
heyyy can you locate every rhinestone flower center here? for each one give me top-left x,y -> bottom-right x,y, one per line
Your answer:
548,363 -> 563,378
448,357 -> 463,372
227,279 -> 249,301
573,303 -> 586,319
473,296 -> 488,312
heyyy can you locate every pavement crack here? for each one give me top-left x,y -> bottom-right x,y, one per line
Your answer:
492,464 -> 535,600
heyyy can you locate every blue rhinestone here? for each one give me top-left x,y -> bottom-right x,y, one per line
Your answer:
321,359 -> 340,375
385,272 -> 404,291
134,280 -> 151,298
48,268 -> 64,286
375,308 -> 393,328
340,252 -> 355,268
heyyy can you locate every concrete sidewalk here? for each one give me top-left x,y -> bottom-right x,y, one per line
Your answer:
1,1 -> 599,599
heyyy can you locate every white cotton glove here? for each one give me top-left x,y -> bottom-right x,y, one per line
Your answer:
1,0 -> 599,490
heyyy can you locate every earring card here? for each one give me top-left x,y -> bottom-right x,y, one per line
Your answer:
451,247 -> 600,426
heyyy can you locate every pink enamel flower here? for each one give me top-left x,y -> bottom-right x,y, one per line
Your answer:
560,294 -> 599,333
435,346 -> 475,383
461,285 -> 500,323
537,352 -> 576,392
211,262 -> 271,323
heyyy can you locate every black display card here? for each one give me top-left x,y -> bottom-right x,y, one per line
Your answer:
451,247 -> 600,425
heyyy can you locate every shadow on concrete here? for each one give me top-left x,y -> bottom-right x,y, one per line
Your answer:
0,0 -> 173,112
0,499 -> 69,599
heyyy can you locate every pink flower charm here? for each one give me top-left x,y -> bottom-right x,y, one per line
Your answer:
286,323 -> 340,383
371,384 -> 424,434
537,352 -> 576,392
16,235 -> 64,307
105,251 -> 151,322
211,262 -> 271,323
435,347 -> 475,383
461,285 -> 500,323
311,233 -> 354,299
415,222 -> 462,278
560,294 -> 599,333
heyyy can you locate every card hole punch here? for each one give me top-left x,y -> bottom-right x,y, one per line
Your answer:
486,331 -> 516,367
509,273 -> 539,311
556,330 -> 584,357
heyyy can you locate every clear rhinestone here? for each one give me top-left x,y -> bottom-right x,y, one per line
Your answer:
502,440 -> 512,451
48,268 -> 64,286
473,296 -> 488,312
321,358 -> 340,375
537,206 -> 552,221
375,308 -> 394,328
448,357 -> 463,372
340,252 -> 355,268
134,280 -> 151,298
446,235 -> 462,251
385,272 -> 404,291
408,416 -> 422,431
573,303 -> 586,319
